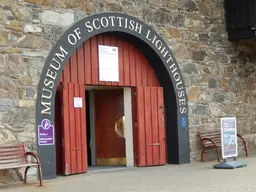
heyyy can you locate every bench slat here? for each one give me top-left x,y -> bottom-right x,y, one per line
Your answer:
0,147 -> 25,153
0,143 -> 23,148
0,151 -> 25,157
0,154 -> 25,160
0,158 -> 26,165
0,163 -> 39,170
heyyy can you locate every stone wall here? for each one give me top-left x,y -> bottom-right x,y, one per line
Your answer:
0,0 -> 256,183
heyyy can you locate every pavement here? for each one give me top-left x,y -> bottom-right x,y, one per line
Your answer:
1,155 -> 255,192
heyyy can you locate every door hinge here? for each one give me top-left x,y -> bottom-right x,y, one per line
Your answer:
133,91 -> 136,96
62,138 -> 64,147
148,143 -> 160,146
134,122 -> 138,128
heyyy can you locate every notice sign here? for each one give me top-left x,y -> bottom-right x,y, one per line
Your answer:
98,45 -> 119,82
38,119 -> 54,146
220,117 -> 238,159
74,97 -> 82,108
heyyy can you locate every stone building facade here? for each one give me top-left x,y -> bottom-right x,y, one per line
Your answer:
0,0 -> 256,183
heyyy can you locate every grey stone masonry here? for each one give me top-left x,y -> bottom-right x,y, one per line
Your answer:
0,0 -> 256,184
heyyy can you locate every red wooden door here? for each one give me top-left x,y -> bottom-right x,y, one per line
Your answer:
94,89 -> 126,165
61,82 -> 87,175
135,87 -> 166,166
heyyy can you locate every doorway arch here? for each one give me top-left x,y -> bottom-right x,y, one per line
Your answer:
35,12 -> 190,179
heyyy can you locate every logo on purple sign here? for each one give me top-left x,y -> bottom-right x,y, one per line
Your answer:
38,119 -> 55,146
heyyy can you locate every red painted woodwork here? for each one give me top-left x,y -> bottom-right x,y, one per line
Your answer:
135,87 -> 166,166
94,90 -> 125,159
56,34 -> 165,171
61,34 -> 160,87
61,82 -> 87,175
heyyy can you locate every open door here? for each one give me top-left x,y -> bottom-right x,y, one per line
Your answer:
135,87 -> 166,166
61,82 -> 88,175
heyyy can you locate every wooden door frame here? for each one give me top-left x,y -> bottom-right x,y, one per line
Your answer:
35,12 -> 189,179
88,90 -> 96,166
87,87 -> 134,167
123,88 -> 134,167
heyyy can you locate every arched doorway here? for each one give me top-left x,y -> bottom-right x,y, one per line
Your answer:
36,12 -> 190,179
55,33 -> 166,175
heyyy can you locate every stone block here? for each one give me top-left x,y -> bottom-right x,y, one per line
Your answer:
192,50 -> 206,61
24,0 -> 49,5
2,108 -> 35,124
0,99 -> 15,111
19,87 -> 37,100
58,0 -> 94,12
0,31 -> 9,46
172,14 -> 185,27
183,0 -> 197,12
74,10 -> 87,22
18,100 -> 35,108
12,7 -> 32,23
20,75 -> 33,86
27,58 -> 44,76
0,75 -> 19,99
143,8 -> 171,25
198,2 -> 209,16
208,77 -> 217,89
0,8 -> 5,24
188,86 -> 200,101
43,26 -> 64,44
24,24 -> 42,34
41,10 -> 74,27
172,43 -> 190,59
4,53 -> 28,79
167,28 -> 180,38
17,35 -> 52,50
6,21 -> 24,32
213,92 -> 225,103
194,105 -> 210,115
208,102 -> 220,116
17,130 -> 35,143
200,92 -> 212,103
182,63 -> 197,74
22,50 -> 49,58
148,0 -> 162,7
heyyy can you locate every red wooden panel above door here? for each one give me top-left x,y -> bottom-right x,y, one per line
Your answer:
61,34 -> 160,88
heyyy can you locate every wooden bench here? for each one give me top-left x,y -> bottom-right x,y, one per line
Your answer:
198,131 -> 248,162
0,143 -> 42,186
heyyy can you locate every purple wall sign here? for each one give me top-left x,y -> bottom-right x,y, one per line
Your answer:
38,119 -> 55,146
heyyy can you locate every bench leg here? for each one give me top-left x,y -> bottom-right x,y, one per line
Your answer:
38,165 -> 43,186
24,166 -> 30,184
216,147 -> 220,162
244,143 -> 248,157
201,148 -> 206,162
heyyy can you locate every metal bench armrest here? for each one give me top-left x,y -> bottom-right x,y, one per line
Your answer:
25,152 -> 41,165
237,134 -> 246,144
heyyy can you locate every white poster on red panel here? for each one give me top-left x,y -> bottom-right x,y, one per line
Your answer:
98,45 -> 119,82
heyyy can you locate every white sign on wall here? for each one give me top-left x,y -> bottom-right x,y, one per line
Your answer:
74,97 -> 82,108
220,117 -> 238,159
98,45 -> 119,82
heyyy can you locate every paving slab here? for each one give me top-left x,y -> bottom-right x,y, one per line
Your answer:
1,155 -> 255,192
